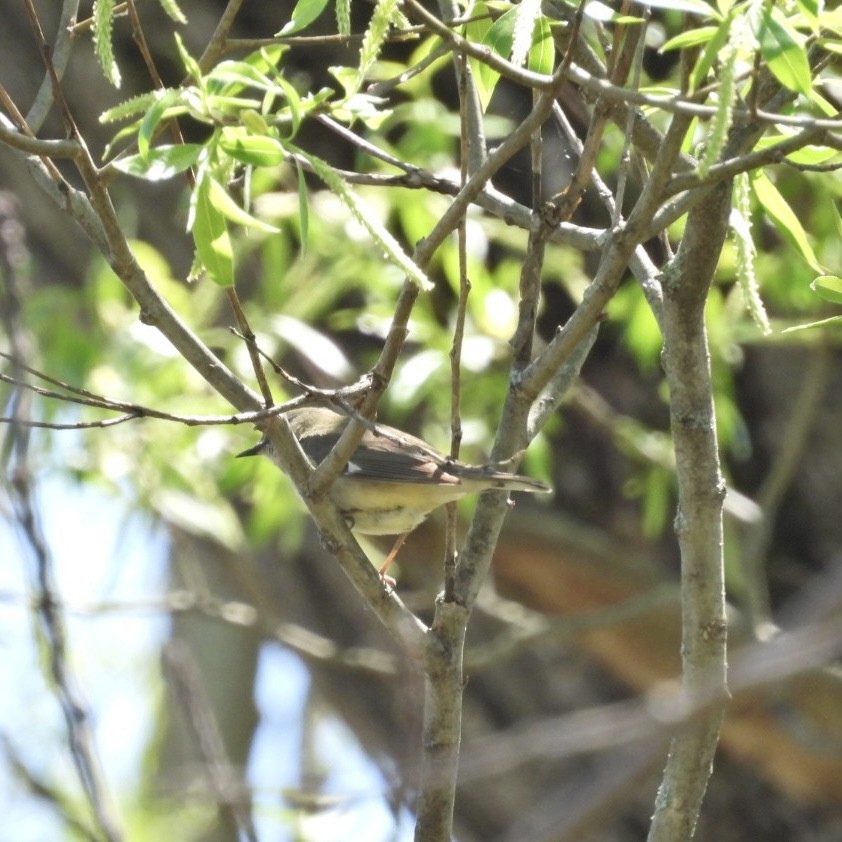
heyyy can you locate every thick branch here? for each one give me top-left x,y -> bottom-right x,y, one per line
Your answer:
647,181 -> 731,842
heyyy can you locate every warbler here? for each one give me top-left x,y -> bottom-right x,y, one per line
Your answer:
237,407 -> 551,574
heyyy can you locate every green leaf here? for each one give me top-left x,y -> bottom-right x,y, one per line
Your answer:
206,175 -> 280,233
156,0 -> 187,24
138,89 -> 181,160
749,170 -> 824,274
219,131 -> 286,167
689,15 -> 733,92
465,7 -> 494,109
527,16 -> 555,76
174,32 -> 203,83
191,175 -> 235,286
112,144 -> 203,179
278,0 -> 331,35
207,61 -> 275,96
810,275 -> 842,305
660,25 -> 718,52
754,6 -> 812,96
272,73 -> 305,138
782,314 -> 842,333
797,0 -> 820,27
470,6 -> 517,111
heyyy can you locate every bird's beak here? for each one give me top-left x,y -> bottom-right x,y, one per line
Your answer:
236,437 -> 268,458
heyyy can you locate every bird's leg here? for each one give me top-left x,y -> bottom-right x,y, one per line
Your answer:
378,532 -> 409,585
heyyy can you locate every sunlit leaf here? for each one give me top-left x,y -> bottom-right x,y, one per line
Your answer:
112,144 -> 203,179
753,5 -> 812,96
689,15 -> 733,92
528,16 -> 555,76
660,25 -> 718,52
156,0 -> 187,24
138,89 -> 181,160
471,6 -> 517,111
206,176 -> 280,233
192,175 -> 235,286
219,131 -> 286,167
174,32 -> 203,83
278,0 -> 330,35
749,170 -> 824,274
810,275 -> 842,305
782,314 -> 842,333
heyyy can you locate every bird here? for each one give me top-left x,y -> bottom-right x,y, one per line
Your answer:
237,406 -> 551,578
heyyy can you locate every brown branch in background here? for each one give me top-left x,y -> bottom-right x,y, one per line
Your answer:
741,343 -> 831,631
163,641 -> 258,842
548,1 -> 642,225
462,584 -> 842,781
612,8 -> 648,226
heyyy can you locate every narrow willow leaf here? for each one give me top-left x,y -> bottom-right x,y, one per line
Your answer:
472,7 -> 518,111
299,148 -> 433,291
278,0 -> 331,35
528,16 -> 555,75
138,89 -> 181,160
219,131 -> 286,166
272,73 -> 305,138
661,25 -> 718,53
174,32 -> 203,83
782,315 -> 842,333
749,170 -> 824,274
465,3 -> 496,109
796,0 -> 820,27
156,0 -> 187,24
192,175 -> 235,287
112,144 -> 203,179
206,175 -> 280,233
810,275 -> 842,305
755,6 -> 812,96
93,0 -> 121,87
689,14 -> 732,91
